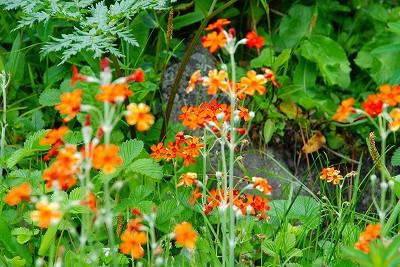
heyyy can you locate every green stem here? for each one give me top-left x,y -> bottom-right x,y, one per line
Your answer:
202,129 -> 208,205
228,51 -> 236,267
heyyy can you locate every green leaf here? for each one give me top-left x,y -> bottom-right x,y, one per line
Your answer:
38,224 -> 58,256
270,196 -> 321,229
299,35 -> 350,87
279,5 -> 313,48
0,218 -> 31,264
392,147 -> 400,167
127,158 -> 163,180
173,11 -> 204,30
273,49 -> 292,70
120,139 -> 144,166
39,89 -> 62,106
24,129 -> 50,151
263,119 -> 275,144
261,239 -> 276,256
250,48 -> 274,68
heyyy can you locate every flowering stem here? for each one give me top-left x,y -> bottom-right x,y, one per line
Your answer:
228,50 -> 236,267
202,129 -> 208,205
0,71 -> 9,177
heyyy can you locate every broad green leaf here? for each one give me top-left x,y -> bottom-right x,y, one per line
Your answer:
299,35 -> 350,87
120,139 -> 144,166
127,158 -> 163,180
273,49 -> 292,70
173,11 -> 204,30
250,48 -> 274,68
261,239 -> 276,256
0,218 -> 31,264
279,5 -> 313,48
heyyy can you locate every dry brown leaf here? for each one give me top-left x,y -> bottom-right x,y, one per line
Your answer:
302,131 -> 326,154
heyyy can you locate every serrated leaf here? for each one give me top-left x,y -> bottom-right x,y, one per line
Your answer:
120,139 -> 144,166
155,200 -> 183,232
11,227 -> 31,236
261,239 -> 276,256
69,187 -> 85,213
39,89 -> 62,106
127,158 -> 163,180
391,147 -> 400,167
16,234 -> 32,244
6,149 -> 31,169
24,130 -> 50,150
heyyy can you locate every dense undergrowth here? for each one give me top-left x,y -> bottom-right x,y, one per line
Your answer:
0,1 -> 400,266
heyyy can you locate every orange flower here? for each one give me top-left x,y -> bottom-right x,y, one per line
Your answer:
240,70 -> 267,96
125,103 -> 155,132
55,89 -> 82,122
4,182 -> 31,206
80,192 -> 97,212
202,31 -> 227,53
184,137 -> 203,157
31,199 -> 62,228
150,143 -> 167,161
186,70 -> 202,94
320,167 -> 343,185
92,144 -> 122,174
40,126 -> 69,146
355,224 -> 380,253
263,68 -> 281,88
96,83 -> 133,103
252,177 -> 272,195
120,230 -> 147,259
177,172 -> 198,187
127,218 -> 143,232
206,19 -> 230,31
246,31 -> 264,49
389,108 -> 400,131
42,145 -> 79,190
174,222 -> 198,249
126,68 -> 145,83
378,84 -> 400,106
362,94 -> 383,117
202,70 -> 229,95
190,187 -> 202,205
70,66 -> 87,86
332,98 -> 355,122
238,106 -> 250,121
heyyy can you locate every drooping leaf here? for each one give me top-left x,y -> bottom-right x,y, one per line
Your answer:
302,131 -> 326,154
299,35 -> 351,87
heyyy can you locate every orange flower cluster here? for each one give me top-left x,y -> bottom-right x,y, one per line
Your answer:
40,126 -> 69,161
31,199 -> 62,228
389,108 -> 400,131
150,132 -> 203,166
186,69 -> 269,98
179,100 -> 250,131
201,188 -> 271,220
174,222 -> 198,249
4,182 -> 31,206
96,83 -> 133,103
333,98 -> 355,122
120,218 -> 147,259
177,172 -> 198,187
42,145 -> 80,190
320,167 -> 344,185
354,224 -> 381,253
56,89 -> 82,122
377,84 -> 400,106
125,103 -> 155,132
92,144 -> 123,174
202,19 -> 230,53
252,177 -> 273,194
